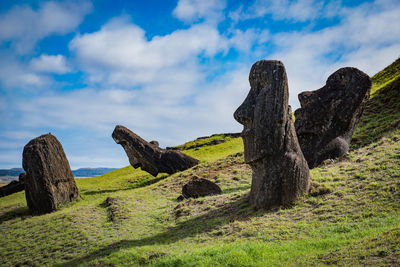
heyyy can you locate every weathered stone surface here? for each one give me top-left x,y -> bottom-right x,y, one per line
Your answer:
149,140 -> 159,147
294,67 -> 371,168
182,178 -> 222,198
22,134 -> 80,214
112,125 -> 199,176
19,172 -> 26,183
234,60 -> 310,209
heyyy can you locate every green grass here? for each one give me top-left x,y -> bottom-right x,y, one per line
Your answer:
76,135 -> 243,194
370,57 -> 400,95
173,134 -> 239,151
1,58 -> 400,266
183,137 -> 243,163
155,216 -> 400,266
352,58 -> 400,148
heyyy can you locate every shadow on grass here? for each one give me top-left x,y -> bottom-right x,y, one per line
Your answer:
1,175 -> 171,224
58,193 -> 267,266
0,206 -> 30,224
222,185 -> 251,194
81,175 -> 170,196
81,188 -> 126,196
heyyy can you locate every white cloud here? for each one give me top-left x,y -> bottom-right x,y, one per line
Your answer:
188,67 -> 249,135
0,1 -> 91,90
62,15 -> 258,149
173,0 -> 226,23
268,0 -> 400,109
15,64 -> 249,152
0,97 -> 6,112
0,0 -> 92,54
231,0 -> 340,23
30,54 -> 70,74
0,140 -> 26,150
0,150 -> 22,168
0,130 -> 40,140
17,88 -> 167,132
67,14 -> 263,126
0,52 -> 51,89
228,29 -> 269,52
69,16 -> 266,91
70,17 -> 228,88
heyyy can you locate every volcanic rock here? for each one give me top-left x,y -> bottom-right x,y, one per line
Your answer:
112,125 -> 198,176
0,181 -> 24,198
149,140 -> 159,147
22,134 -> 80,214
234,60 -> 310,209
181,178 -> 222,199
294,67 -> 371,168
19,172 -> 26,183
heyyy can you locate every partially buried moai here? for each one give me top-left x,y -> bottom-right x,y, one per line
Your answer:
234,60 -> 310,209
23,134 -> 80,214
294,67 -> 371,168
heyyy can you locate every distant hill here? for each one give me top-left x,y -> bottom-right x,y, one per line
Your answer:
72,168 -> 117,177
0,167 -> 117,183
0,168 -> 23,177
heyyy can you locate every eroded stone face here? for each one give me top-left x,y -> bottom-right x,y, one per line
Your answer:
234,60 -> 310,209
294,67 -> 371,168
234,60 -> 287,164
112,125 -> 198,176
22,134 -> 79,214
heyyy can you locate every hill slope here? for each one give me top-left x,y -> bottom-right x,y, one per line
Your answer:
352,57 -> 400,147
1,59 -> 399,266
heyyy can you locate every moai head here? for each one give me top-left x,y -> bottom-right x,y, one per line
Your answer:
294,67 -> 371,167
234,60 -> 289,164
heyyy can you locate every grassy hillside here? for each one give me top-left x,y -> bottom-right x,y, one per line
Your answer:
352,57 -> 400,148
369,57 -> 400,95
1,59 -> 400,266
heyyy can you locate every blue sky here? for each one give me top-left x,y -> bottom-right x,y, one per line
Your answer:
0,0 -> 399,169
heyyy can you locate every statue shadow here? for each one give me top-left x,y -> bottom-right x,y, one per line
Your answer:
81,188 -> 131,196
59,193 -> 267,266
0,174 -> 171,224
81,174 -> 170,196
0,206 -> 31,224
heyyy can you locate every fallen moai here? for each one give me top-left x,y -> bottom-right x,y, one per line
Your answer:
234,60 -> 310,209
23,134 -> 80,214
0,173 -> 25,198
112,125 -> 199,176
294,67 -> 371,168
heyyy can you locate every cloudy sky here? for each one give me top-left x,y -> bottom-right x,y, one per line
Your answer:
0,0 -> 399,169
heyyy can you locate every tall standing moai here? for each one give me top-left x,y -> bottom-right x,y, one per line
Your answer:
234,60 -> 310,209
